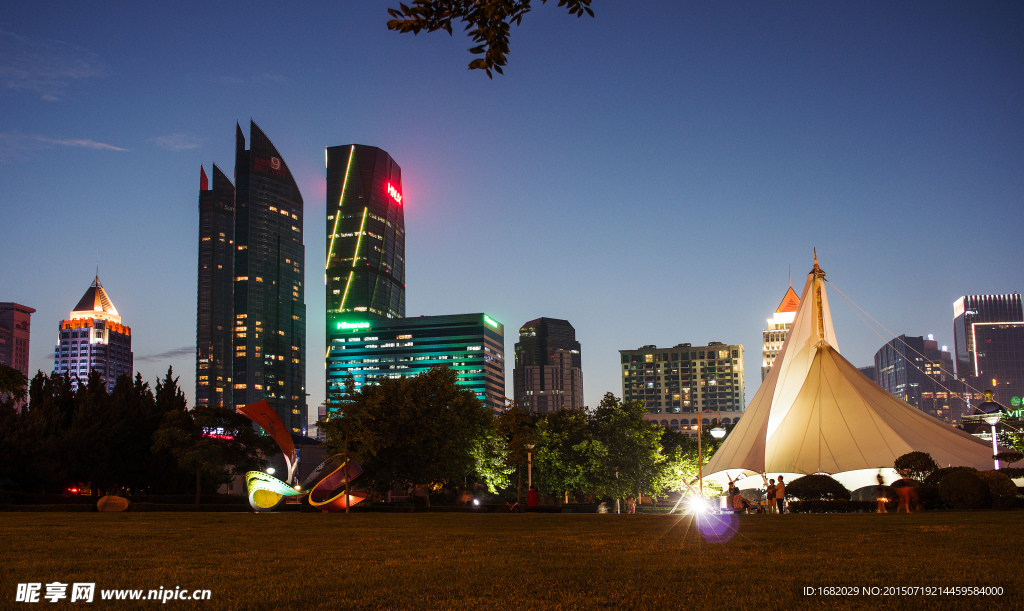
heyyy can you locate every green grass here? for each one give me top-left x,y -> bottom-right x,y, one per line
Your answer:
1,512 -> 1020,609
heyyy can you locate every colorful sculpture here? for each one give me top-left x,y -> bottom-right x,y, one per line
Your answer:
237,400 -> 364,512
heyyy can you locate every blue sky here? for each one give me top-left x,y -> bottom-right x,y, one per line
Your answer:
2,1 -> 1021,419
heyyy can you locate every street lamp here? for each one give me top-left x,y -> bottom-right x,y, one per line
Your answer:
977,391 -> 1003,470
526,443 -> 535,489
696,409 -> 727,498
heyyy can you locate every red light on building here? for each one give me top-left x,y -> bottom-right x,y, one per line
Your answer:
386,182 -> 402,205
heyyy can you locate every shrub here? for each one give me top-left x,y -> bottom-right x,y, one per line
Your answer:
976,471 -> 1017,510
923,466 -> 977,487
785,474 -> 850,500
938,470 -> 990,510
894,451 -> 939,482
916,484 -> 942,510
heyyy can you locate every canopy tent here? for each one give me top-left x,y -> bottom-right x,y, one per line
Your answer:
704,255 -> 992,485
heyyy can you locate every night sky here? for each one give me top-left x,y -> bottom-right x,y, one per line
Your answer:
2,1 -> 1021,423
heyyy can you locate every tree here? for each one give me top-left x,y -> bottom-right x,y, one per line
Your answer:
893,451 -> 939,482
387,0 -> 595,77
153,368 -> 277,504
0,363 -> 28,406
591,393 -> 665,504
533,406 -> 603,500
321,366 -> 498,504
495,399 -> 536,504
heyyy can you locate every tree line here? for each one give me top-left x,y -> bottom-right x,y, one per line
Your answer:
320,367 -> 725,505
0,364 -> 274,503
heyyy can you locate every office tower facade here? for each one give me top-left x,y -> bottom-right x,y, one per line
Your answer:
325,144 -> 405,325
513,317 -> 583,412
232,121 -> 307,435
953,294 -> 1024,407
762,286 -> 799,381
0,302 -> 35,410
53,275 -> 133,393
873,334 -> 965,425
325,313 -> 505,412
620,342 -> 745,435
195,164 -> 235,408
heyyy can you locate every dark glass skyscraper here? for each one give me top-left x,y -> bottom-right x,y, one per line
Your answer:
513,317 -> 583,412
232,121 -> 307,435
953,294 -> 1024,407
873,334 -> 965,425
325,144 -> 405,326
195,164 -> 235,408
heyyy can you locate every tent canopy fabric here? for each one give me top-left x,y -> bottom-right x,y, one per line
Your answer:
704,255 -> 992,478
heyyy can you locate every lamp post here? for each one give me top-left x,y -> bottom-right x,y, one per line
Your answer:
526,443 -> 535,488
696,409 -> 727,498
615,467 -> 620,514
977,391 -> 1004,470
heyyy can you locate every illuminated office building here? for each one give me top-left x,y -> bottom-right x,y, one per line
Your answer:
0,302 -> 35,411
874,334 -> 965,425
325,313 -> 504,412
325,144 -> 405,325
232,121 -> 307,435
513,317 -> 583,412
953,294 -> 1024,407
195,164 -> 235,408
53,275 -> 133,393
762,286 -> 799,381
620,342 -> 745,435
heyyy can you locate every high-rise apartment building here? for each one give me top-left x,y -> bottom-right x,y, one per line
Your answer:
53,275 -> 132,393
762,286 -> 799,381
513,317 -> 583,412
874,334 -> 965,425
325,144 -> 405,325
231,121 -> 307,435
195,164 -> 235,408
0,302 -> 35,410
953,294 -> 1024,407
325,313 -> 505,412
620,342 -> 745,435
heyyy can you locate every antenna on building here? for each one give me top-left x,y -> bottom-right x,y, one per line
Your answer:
96,251 -> 99,280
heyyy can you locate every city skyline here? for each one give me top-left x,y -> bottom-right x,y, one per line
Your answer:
1,2 -> 1021,420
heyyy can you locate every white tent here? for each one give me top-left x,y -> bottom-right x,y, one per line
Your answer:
704,255 -> 992,486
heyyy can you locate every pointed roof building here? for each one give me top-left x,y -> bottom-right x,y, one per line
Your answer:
776,287 -> 800,314
71,276 -> 121,323
708,254 -> 992,483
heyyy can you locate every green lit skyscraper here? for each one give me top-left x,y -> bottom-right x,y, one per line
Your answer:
325,145 -> 405,324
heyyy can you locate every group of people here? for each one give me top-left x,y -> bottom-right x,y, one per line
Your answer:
724,474 -> 786,514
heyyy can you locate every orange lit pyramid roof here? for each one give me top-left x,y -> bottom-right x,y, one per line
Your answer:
775,287 -> 800,313
71,275 -> 121,323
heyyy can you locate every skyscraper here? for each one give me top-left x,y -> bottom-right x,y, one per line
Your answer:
53,275 -> 132,393
873,334 -> 965,425
325,144 -> 405,402
195,164 -> 235,408
513,317 -> 583,412
232,121 -> 307,435
325,313 -> 505,412
0,302 -> 35,410
762,286 -> 799,380
325,144 -> 405,325
953,294 -> 1024,407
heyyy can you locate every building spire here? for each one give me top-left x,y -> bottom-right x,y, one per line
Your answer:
95,251 -> 100,285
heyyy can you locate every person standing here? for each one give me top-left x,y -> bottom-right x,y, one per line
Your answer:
766,478 -> 777,514
626,496 -> 636,514
526,485 -> 539,510
775,476 -> 786,514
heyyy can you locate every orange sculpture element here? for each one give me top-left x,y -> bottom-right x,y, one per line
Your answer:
237,400 -> 296,470
308,460 -> 366,512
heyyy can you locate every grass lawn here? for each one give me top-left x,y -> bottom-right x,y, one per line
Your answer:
1,511 -> 1020,609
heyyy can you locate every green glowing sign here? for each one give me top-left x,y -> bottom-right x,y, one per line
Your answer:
1011,396 -> 1021,407
337,321 -> 370,330
483,315 -> 499,329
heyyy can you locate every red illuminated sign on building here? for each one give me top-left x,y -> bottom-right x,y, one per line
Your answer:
386,182 -> 402,205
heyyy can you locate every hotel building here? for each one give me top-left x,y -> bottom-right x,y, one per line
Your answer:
620,342 -> 745,435
762,286 -> 799,381
513,317 -> 583,412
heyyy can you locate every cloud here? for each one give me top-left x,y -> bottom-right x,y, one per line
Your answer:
219,72 -> 286,85
135,346 -> 196,364
34,136 -> 128,151
150,133 -> 202,151
0,30 -> 106,101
